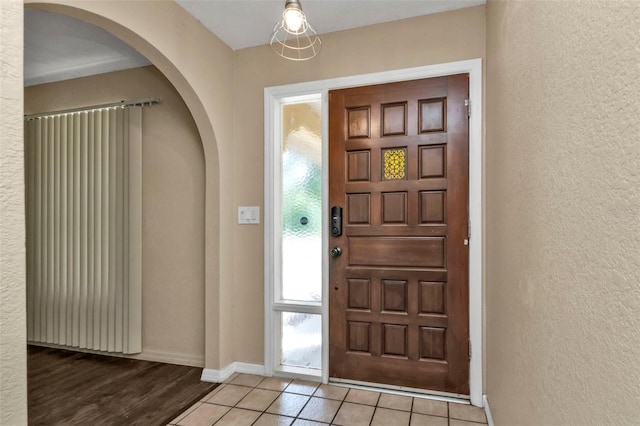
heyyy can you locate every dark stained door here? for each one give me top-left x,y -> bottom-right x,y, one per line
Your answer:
328,75 -> 470,394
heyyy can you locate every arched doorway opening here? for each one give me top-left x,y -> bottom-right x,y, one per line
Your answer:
24,0 -> 231,374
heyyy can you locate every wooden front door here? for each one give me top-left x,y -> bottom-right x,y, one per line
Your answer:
328,75 -> 470,394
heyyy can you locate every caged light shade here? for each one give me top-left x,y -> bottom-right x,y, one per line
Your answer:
270,0 -> 322,61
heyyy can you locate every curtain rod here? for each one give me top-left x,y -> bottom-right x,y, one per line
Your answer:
24,97 -> 160,120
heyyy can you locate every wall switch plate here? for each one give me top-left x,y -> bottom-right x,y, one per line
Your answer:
238,206 -> 260,224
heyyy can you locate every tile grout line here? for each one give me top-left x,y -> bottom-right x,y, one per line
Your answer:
283,379 -> 326,424
329,389 -> 362,425
328,389 -> 347,426
369,405 -> 376,426
248,375 -> 274,426
292,385 -> 316,423
369,391 -> 381,426
409,394 -> 414,425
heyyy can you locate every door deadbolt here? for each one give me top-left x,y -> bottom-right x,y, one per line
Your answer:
330,247 -> 342,257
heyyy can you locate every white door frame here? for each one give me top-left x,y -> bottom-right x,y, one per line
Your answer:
264,58 -> 483,406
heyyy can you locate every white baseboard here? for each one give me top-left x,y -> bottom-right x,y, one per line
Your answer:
201,362 -> 265,383
483,394 -> 494,426
201,363 -> 235,382
128,350 -> 204,368
234,362 -> 266,375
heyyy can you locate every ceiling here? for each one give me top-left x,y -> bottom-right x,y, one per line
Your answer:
25,0 -> 484,87
176,0 -> 485,51
24,9 -> 151,87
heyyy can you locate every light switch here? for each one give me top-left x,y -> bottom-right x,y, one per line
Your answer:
238,206 -> 260,224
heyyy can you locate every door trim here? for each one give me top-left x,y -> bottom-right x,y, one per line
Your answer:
265,58 -> 483,406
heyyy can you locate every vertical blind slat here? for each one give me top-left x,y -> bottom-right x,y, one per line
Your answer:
46,117 -> 54,343
66,114 -> 74,345
42,118 -> 47,341
59,115 -> 68,346
79,112 -> 88,349
62,115 -> 68,344
25,121 -> 32,340
93,110 -> 102,351
53,115 -> 60,344
41,119 -> 47,341
25,120 -> 34,341
34,119 -> 42,342
72,114 -> 81,347
100,109 -> 109,352
52,117 -> 58,343
122,109 -> 130,353
115,108 -> 124,353
108,109 -> 117,353
87,111 -> 95,349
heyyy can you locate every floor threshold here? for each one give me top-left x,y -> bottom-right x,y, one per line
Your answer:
328,378 -> 471,405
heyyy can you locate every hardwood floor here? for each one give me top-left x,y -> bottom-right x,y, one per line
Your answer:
28,345 -> 218,425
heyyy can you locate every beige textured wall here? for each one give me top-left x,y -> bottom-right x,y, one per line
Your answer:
25,66 -> 206,365
486,1 -> 640,424
232,6 -> 486,363
0,0 -> 28,424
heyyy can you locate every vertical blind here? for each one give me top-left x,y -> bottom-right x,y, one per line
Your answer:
25,106 -> 142,354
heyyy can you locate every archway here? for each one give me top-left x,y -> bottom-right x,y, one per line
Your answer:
24,0 -> 234,370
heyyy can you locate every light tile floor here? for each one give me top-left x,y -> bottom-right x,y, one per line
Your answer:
169,374 -> 488,426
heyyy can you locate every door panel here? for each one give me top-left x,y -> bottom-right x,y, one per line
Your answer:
329,75 -> 470,394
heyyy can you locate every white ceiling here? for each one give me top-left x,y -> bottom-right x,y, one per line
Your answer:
176,0 -> 485,51
24,0 -> 485,87
24,9 -> 151,87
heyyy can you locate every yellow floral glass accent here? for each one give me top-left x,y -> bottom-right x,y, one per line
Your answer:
383,149 -> 406,180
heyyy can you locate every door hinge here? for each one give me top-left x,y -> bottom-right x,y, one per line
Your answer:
464,99 -> 470,117
469,340 -> 472,360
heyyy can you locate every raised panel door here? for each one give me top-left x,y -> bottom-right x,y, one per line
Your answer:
328,75 -> 470,394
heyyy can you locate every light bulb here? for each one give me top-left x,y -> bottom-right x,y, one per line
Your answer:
283,7 -> 304,33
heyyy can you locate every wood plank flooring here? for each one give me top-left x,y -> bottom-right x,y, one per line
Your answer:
28,345 -> 218,426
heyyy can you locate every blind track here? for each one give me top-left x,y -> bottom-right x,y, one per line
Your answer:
25,97 -> 160,121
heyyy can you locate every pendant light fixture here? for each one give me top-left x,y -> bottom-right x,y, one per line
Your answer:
270,0 -> 321,61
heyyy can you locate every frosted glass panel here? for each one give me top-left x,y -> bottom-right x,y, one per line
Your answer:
281,100 -> 322,302
281,312 -> 321,369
